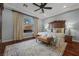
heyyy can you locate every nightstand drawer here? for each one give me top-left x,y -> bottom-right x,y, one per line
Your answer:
65,35 -> 72,43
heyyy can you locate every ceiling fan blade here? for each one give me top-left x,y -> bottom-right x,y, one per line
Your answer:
33,3 -> 40,7
44,7 -> 52,9
34,8 -> 40,11
42,8 -> 44,13
42,3 -> 47,7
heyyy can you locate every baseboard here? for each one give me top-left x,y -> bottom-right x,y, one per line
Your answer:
72,39 -> 79,42
2,39 -> 13,43
2,37 -> 35,46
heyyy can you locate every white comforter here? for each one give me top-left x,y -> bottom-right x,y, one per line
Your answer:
38,32 -> 64,38
38,32 -> 65,48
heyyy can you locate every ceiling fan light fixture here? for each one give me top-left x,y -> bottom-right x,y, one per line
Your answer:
23,4 -> 28,7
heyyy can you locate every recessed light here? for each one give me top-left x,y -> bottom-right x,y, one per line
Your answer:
63,6 -> 67,8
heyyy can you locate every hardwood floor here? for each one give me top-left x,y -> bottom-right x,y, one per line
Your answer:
0,38 -> 79,56
63,42 -> 79,56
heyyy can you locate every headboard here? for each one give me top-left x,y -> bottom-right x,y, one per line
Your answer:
49,20 -> 65,33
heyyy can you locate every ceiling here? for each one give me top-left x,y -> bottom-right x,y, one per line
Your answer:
4,3 -> 79,19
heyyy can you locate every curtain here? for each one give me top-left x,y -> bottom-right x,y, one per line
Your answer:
33,18 -> 39,37
13,12 -> 24,40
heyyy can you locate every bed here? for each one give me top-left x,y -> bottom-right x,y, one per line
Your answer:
36,32 -> 54,44
37,32 -> 65,45
37,20 -> 66,48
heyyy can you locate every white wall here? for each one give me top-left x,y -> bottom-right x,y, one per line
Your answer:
2,8 -> 40,42
2,8 -> 13,42
43,9 -> 79,41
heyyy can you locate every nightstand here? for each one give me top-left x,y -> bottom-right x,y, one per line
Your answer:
65,35 -> 72,43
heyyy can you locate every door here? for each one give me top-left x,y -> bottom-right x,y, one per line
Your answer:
0,3 -> 3,43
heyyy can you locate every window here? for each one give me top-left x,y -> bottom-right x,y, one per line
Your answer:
24,17 -> 34,33
24,18 -> 34,24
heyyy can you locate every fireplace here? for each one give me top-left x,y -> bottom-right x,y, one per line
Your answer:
24,30 -> 32,33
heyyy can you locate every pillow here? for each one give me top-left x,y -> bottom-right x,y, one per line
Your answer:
53,28 -> 64,33
38,32 -> 48,36
55,33 -> 65,38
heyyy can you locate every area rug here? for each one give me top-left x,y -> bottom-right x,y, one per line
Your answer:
4,39 -> 67,56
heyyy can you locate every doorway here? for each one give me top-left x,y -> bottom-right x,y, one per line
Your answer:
0,3 -> 3,43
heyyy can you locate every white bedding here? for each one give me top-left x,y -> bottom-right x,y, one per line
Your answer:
38,32 -> 64,38
38,32 -> 53,37
38,32 -> 65,48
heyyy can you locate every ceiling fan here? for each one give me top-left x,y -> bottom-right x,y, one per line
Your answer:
33,3 -> 52,13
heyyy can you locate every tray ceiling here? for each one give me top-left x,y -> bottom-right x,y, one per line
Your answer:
4,3 -> 79,19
